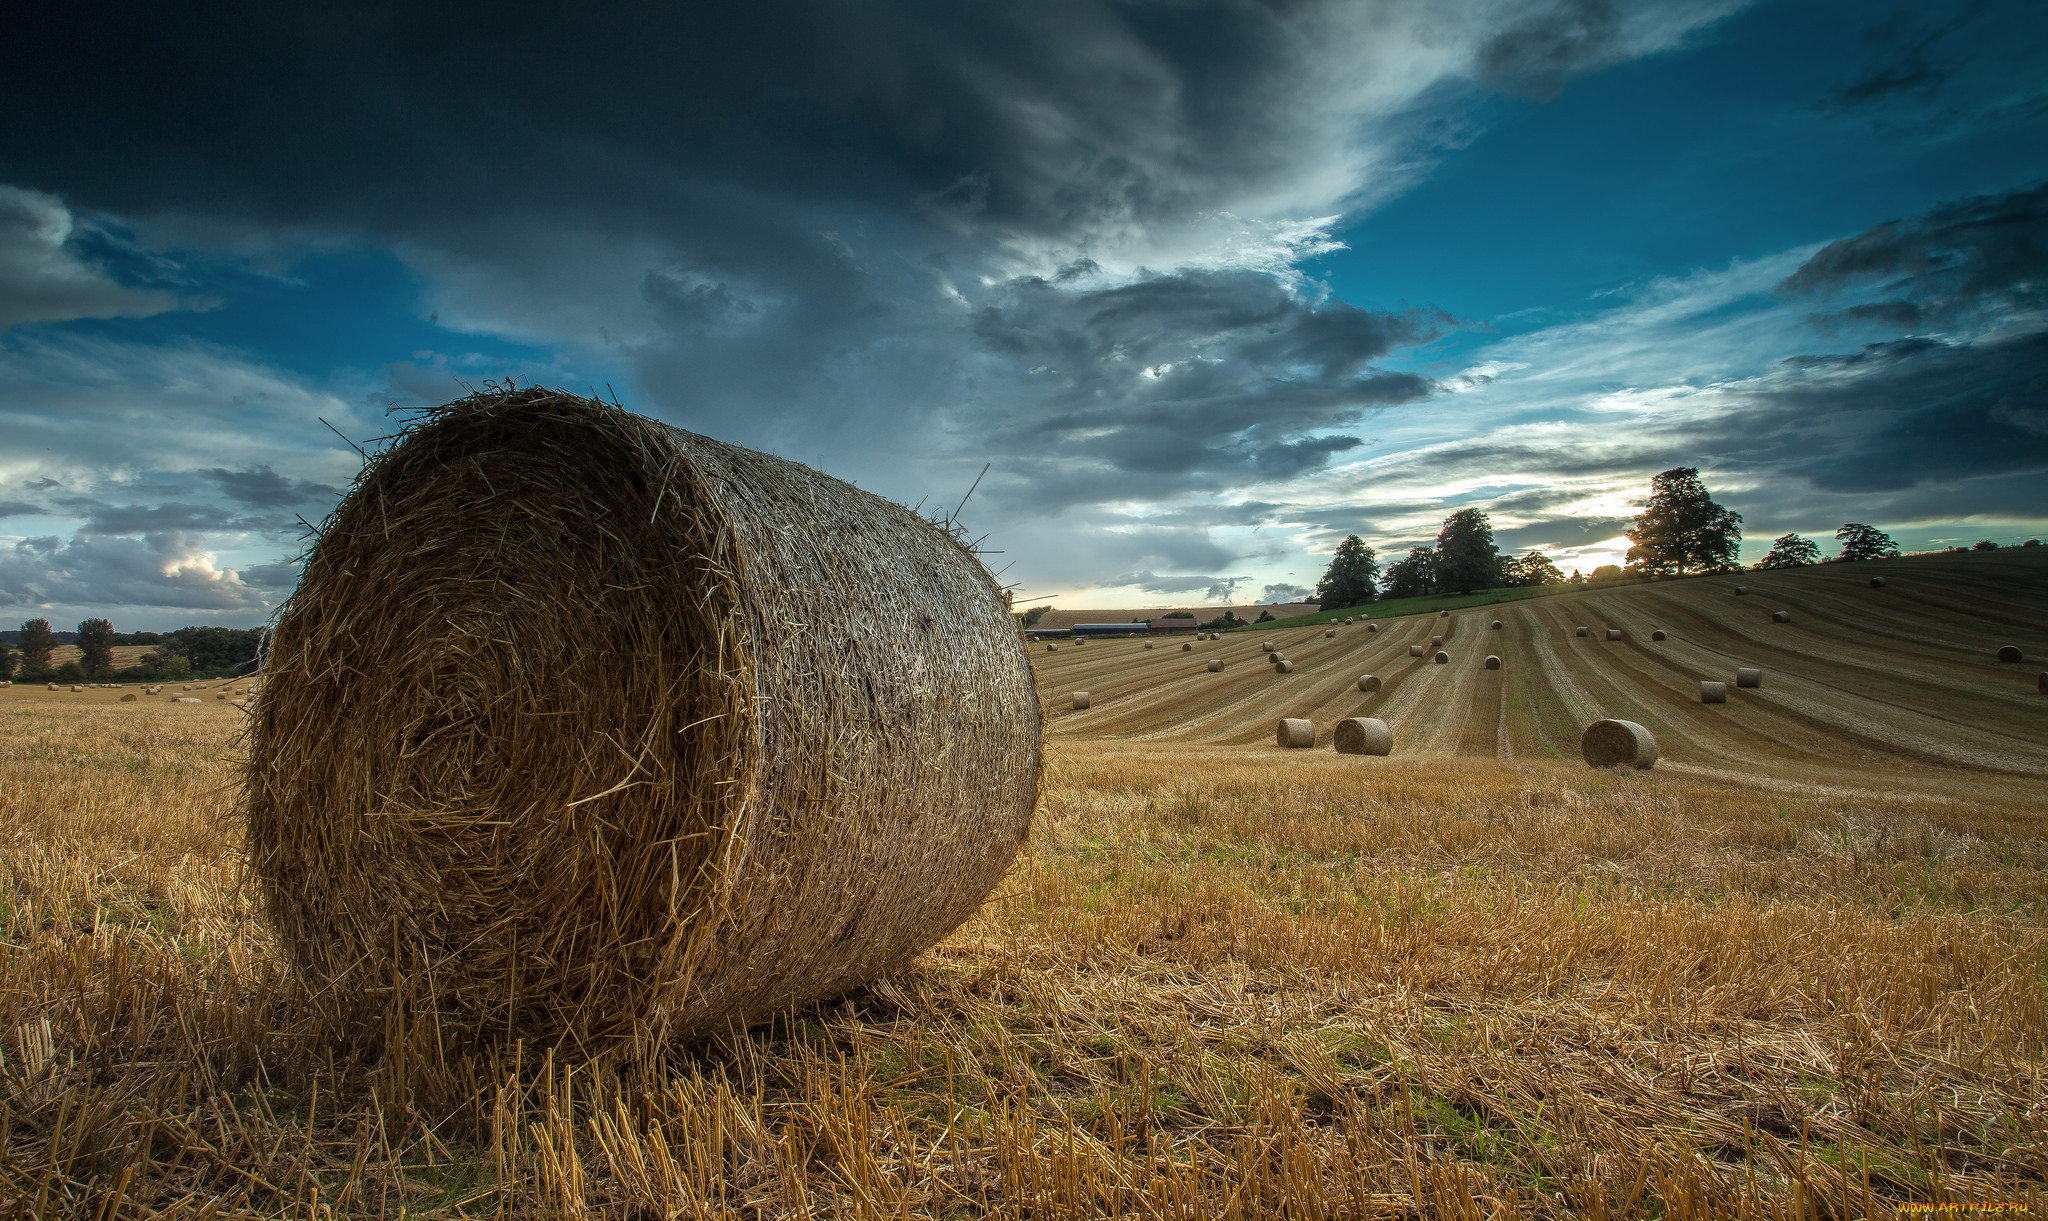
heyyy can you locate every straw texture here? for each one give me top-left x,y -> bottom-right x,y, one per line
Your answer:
1275,660 -> 1295,673
1490,620 -> 1501,630
244,388 -> 1040,1053
1207,659 -> 1223,673
1606,629 -> 1622,641
1332,717 -> 1392,756
1409,645 -> 1425,657
1580,719 -> 1657,769
1275,718 -> 1314,748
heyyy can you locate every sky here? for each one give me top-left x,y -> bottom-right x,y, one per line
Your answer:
2,0 -> 2045,628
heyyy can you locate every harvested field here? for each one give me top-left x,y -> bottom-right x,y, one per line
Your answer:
3,548 -> 2046,1218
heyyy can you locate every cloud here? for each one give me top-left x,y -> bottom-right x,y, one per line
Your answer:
202,465 -> 341,508
0,531 -> 274,614
1817,9 -> 1960,112
0,500 -> 44,517
1260,582 -> 1314,603
0,185 -> 183,327
1105,570 -> 1250,602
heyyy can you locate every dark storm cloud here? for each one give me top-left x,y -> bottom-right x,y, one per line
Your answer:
1817,9 -> 1959,111
55,499 -> 244,535
201,465 -> 340,508
0,500 -> 45,517
0,531 -> 270,613
1107,571 -> 1248,602
1779,180 -> 2048,328
1474,0 -> 1626,100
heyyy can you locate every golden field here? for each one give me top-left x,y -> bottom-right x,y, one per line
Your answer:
2,550 -> 2045,1218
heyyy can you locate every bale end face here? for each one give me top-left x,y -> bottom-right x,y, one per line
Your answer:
1181,642 -> 1193,651
1997,645 -> 2023,663
1580,719 -> 1657,769
1439,610 -> 1449,618
1324,628 -> 1336,637
1071,692 -> 1090,710
1409,645 -> 1425,657
1333,717 -> 1392,756
1736,667 -> 1762,688
1772,610 -> 1790,623
1262,641 -> 1275,653
1484,655 -> 1501,670
1276,717 -> 1315,748
1870,576 -> 1886,588
1356,674 -> 1381,692
1275,660 -> 1295,673
1367,623 -> 1379,632
1433,651 -> 1449,664
1651,629 -> 1667,641
1144,642 -> 1154,649
1207,659 -> 1223,672
1700,680 -> 1728,703
1490,620 -> 1502,630
1046,643 -> 1058,652
1430,635 -> 1443,646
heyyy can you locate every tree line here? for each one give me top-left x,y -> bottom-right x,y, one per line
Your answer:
0,618 -> 263,684
1310,466 -> 1964,612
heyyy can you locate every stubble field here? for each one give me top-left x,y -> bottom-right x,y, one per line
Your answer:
2,550 -> 2045,1217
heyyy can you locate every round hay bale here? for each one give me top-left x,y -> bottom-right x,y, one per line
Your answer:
1484,655 -> 1501,670
47,682 -> 57,691
1181,642 -> 1193,651
1356,674 -> 1381,692
1490,620 -> 1502,630
1275,660 -> 1295,673
1409,644 -> 1425,657
1997,645 -> 2023,663
172,696 -> 202,704
1333,717 -> 1391,756
1046,642 -> 1058,652
1070,692 -> 1090,710
1606,629 -> 1622,641
119,692 -> 137,702
1072,637 -> 1085,646
70,685 -> 82,693
245,388 -> 1039,1050
1700,680 -> 1728,703
1574,626 -> 1588,637
1580,719 -> 1657,770
1344,616 -> 1354,624
1651,630 -> 1667,642
1367,623 -> 1378,633
1735,585 -> 1749,596
1736,667 -> 1761,688
1324,628 -> 1335,638
1144,641 -> 1154,649
1207,659 -> 1223,673
1433,650 -> 1449,664
1772,610 -> 1790,623
1276,717 -> 1314,748
1439,610 -> 1449,618
1870,576 -> 1886,588
1430,635 -> 1443,646
1269,653 -> 1286,665
1262,641 -> 1276,653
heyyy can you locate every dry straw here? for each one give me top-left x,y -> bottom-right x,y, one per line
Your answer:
1580,718 -> 1657,769
1439,610 -> 1449,618
1485,655 -> 1501,670
1997,645 -> 2023,663
1736,667 -> 1762,688
1047,643 -> 1059,652
1275,717 -> 1314,748
1772,610 -> 1791,623
1181,642 -> 1193,651
1262,641 -> 1276,653
1367,623 -> 1378,633
1356,674 -> 1381,692
1332,716 -> 1392,755
1071,692 -> 1090,710
1324,628 -> 1335,637
244,387 -> 1040,1054
1701,680 -> 1728,703
1144,642 -> 1154,649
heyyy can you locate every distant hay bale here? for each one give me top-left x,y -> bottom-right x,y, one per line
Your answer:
1439,610 -> 1449,618
1409,645 -> 1425,657
172,697 -> 202,704
1870,576 -> 1886,588
1430,635 -> 1443,646
1047,643 -> 1059,652
70,685 -> 81,693
1651,630 -> 1667,641
1356,674 -> 1381,692
1700,681 -> 1728,703
1344,616 -> 1354,624
119,693 -> 137,702
1144,641 -> 1154,649
1182,642 -> 1193,651
1606,629 -> 1622,641
1263,640 -> 1277,653
1275,660 -> 1295,673
1490,620 -> 1502,630
1735,585 -> 1749,596
1997,645 -> 2023,663
244,388 -> 1039,1050
1276,717 -> 1314,748
47,683 -> 57,691
1367,623 -> 1379,633
1324,628 -> 1336,638
1772,610 -> 1790,623
1333,717 -> 1392,755
1580,719 -> 1657,770
1575,626 -> 1588,637
1433,651 -> 1449,664
1071,692 -> 1090,710
1208,659 -> 1223,672
1736,667 -> 1762,688
1269,653 -> 1286,665
1485,655 -> 1501,670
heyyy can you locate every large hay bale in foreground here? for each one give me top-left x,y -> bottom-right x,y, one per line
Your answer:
1333,717 -> 1391,755
1275,660 -> 1295,673
1276,718 -> 1314,748
245,389 -> 1039,1051
1736,667 -> 1762,688
1580,719 -> 1657,769
1356,674 -> 1380,692
1997,645 -> 2023,663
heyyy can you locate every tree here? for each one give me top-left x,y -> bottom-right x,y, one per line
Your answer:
1588,564 -> 1624,583
1972,539 -> 1998,551
16,618 -> 55,681
1434,509 -> 1500,594
1502,551 -> 1565,587
1254,610 -> 1276,623
1755,533 -> 1821,569
0,634 -> 15,681
1314,536 -> 1380,609
1626,468 -> 1742,577
1380,547 -> 1437,599
1835,523 -> 1898,562
75,617 -> 115,677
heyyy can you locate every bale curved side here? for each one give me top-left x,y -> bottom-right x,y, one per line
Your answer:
1580,719 -> 1657,769
1276,718 -> 1315,748
1736,667 -> 1761,688
1700,681 -> 1728,703
245,388 -> 1040,1052
1409,645 -> 1425,657
1276,660 -> 1295,673
1574,626 -> 1588,637
1356,674 -> 1381,693
1071,692 -> 1090,710
1772,611 -> 1791,623
1207,659 -> 1223,673
1333,717 -> 1392,755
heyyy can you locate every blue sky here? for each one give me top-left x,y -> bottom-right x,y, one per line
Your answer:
2,0 -> 2044,627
